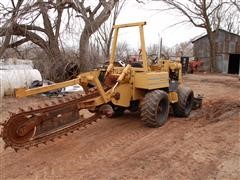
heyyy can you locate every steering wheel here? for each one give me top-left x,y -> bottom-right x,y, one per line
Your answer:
148,54 -> 158,64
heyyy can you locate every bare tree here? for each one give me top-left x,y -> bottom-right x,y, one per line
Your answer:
94,0 -> 126,60
0,0 -> 24,57
147,43 -> 175,59
147,44 -> 159,56
116,41 -> 130,62
151,0 -> 227,72
70,0 -> 119,71
174,41 -> 193,57
0,0 -> 120,80
221,0 -> 240,34
0,0 -> 73,81
231,0 -> 240,11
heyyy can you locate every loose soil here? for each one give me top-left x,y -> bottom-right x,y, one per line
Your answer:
0,73 -> 240,180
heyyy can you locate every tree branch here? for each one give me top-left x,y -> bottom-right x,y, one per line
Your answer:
0,0 -> 24,58
7,38 -> 29,48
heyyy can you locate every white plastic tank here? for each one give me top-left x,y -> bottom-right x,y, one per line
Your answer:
0,58 -> 43,98
0,69 -> 42,97
0,78 -> 3,98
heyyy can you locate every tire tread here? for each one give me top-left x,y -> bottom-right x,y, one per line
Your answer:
140,90 -> 169,128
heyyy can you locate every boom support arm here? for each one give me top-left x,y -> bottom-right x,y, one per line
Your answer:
15,70 -> 103,98
15,78 -> 80,98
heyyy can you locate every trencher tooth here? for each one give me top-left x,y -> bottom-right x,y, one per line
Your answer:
8,111 -> 16,116
4,144 -> 9,149
28,107 -> 34,111
18,108 -> 25,113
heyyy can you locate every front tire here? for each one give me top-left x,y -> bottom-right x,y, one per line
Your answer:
172,86 -> 194,117
141,90 -> 169,128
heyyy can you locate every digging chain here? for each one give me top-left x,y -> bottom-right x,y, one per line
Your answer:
0,90 -> 102,152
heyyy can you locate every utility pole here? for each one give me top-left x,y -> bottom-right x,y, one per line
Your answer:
158,33 -> 162,59
160,37 -> 162,59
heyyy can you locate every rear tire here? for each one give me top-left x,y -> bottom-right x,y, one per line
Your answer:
141,90 -> 169,128
172,86 -> 194,117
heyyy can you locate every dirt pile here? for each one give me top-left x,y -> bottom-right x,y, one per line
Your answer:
189,98 -> 240,126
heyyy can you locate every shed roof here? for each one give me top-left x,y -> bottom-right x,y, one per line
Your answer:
192,29 -> 240,43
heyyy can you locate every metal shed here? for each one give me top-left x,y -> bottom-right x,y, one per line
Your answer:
192,29 -> 240,75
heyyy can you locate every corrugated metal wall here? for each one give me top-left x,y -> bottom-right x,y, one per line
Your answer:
193,30 -> 240,74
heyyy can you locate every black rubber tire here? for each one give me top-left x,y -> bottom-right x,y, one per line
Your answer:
141,90 -> 169,128
111,106 -> 125,118
172,86 -> 194,117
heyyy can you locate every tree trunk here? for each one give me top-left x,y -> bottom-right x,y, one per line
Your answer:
40,39 -> 65,82
79,28 -> 91,72
0,26 -> 13,58
209,39 -> 217,72
78,0 -> 118,71
106,25 -> 114,59
206,29 -> 217,72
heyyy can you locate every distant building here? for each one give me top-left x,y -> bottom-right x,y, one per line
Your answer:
192,29 -> 240,75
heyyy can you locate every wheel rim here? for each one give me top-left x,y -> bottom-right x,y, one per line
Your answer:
185,93 -> 193,114
156,98 -> 168,124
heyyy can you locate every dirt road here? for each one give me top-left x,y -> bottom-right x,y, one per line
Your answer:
0,73 -> 240,180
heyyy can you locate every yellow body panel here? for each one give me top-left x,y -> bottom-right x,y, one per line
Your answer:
111,83 -> 132,107
134,72 -> 169,90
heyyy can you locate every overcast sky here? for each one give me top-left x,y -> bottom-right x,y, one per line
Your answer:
115,1 -> 205,48
59,0 -> 206,49
1,0 -> 206,49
